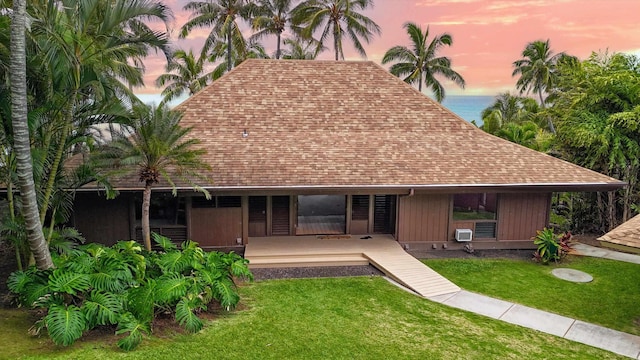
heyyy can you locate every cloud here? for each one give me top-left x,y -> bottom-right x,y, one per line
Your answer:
430,13 -> 526,26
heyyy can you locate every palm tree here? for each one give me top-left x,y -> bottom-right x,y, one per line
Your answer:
292,0 -> 380,61
180,0 -> 254,72
10,0 -> 53,269
382,22 -> 465,102
156,49 -> 212,105
30,0 -> 171,225
480,92 -> 540,134
281,37 -> 324,59
251,0 -> 297,59
94,105 -> 211,251
512,39 -> 573,133
208,38 -> 270,80
496,121 -> 539,149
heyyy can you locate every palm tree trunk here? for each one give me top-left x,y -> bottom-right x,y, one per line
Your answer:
276,33 -> 281,60
596,192 -> 604,232
10,0 -> 53,270
334,34 -> 339,61
607,191 -> 616,231
40,103 -> 74,223
226,25 -> 232,71
142,183 -> 152,251
537,88 -> 556,134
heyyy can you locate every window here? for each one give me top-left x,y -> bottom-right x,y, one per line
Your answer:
192,196 -> 241,208
453,193 -> 497,220
135,193 -> 186,226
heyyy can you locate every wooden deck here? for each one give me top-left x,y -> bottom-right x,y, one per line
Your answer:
245,235 -> 460,297
296,215 -> 345,235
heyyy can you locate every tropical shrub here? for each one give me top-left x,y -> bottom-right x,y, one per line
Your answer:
532,228 -> 571,264
7,233 -> 252,350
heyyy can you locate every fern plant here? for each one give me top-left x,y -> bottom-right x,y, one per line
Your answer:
7,233 -> 252,350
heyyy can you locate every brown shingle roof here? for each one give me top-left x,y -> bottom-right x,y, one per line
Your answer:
598,215 -> 640,249
106,59 -> 624,192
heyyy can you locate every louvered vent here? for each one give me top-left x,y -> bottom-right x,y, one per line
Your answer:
352,195 -> 369,221
374,195 -> 396,233
135,226 -> 187,249
475,222 -> 496,238
272,196 -> 290,235
217,196 -> 241,208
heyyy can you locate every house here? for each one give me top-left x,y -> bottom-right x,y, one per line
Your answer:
71,59 -> 624,251
598,215 -> 640,254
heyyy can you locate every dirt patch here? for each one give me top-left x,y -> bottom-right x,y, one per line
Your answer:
572,234 -> 601,247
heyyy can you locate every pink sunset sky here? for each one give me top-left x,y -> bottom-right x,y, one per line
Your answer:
138,0 -> 640,98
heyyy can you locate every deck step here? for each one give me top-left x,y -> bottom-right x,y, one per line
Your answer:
248,253 -> 368,268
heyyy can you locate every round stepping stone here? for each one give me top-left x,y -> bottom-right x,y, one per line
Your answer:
551,268 -> 593,283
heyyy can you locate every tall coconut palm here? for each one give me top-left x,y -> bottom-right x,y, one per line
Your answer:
208,38 -> 270,79
156,49 -> 212,105
10,0 -> 53,269
512,39 -> 572,133
180,0 -> 254,72
94,105 -> 211,251
382,22 -> 465,102
251,0 -> 297,59
292,0 -> 380,61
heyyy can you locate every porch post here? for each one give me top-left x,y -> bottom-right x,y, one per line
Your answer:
129,195 -> 136,240
289,195 -> 296,235
266,196 -> 273,236
346,195 -> 352,234
367,195 -> 375,233
185,196 -> 192,240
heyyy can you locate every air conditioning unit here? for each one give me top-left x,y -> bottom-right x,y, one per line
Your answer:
455,229 -> 473,242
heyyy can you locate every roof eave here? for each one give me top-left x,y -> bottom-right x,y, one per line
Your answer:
72,181 -> 627,194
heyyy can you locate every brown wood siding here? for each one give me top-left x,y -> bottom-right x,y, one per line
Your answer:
73,193 -> 131,246
190,208 -> 242,247
397,194 -> 449,242
497,193 -> 550,241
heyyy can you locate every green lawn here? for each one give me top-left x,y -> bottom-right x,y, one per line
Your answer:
427,256 -> 640,335
0,276 -> 626,359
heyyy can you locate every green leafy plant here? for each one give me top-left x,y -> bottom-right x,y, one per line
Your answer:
7,234 -> 252,350
532,228 -> 571,264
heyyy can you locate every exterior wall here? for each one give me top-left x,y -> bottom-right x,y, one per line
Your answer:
73,193 -> 131,246
397,194 -> 450,242
497,193 -> 550,241
191,208 -> 242,247
397,192 -> 551,250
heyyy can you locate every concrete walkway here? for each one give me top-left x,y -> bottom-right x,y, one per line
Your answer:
572,243 -> 640,264
428,290 -> 640,359
423,244 -> 640,358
